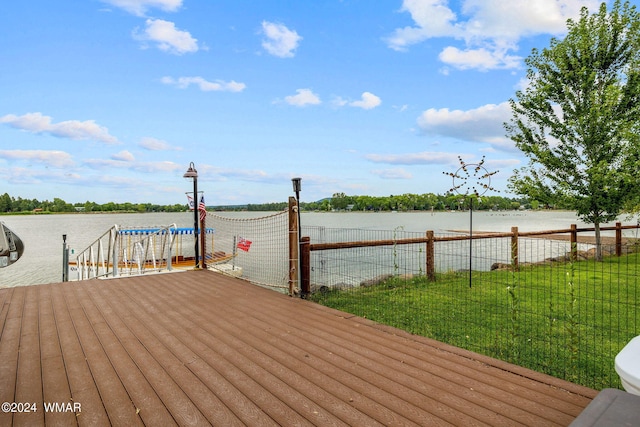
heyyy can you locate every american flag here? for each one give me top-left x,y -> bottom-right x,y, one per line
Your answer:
198,195 -> 207,222
237,237 -> 252,252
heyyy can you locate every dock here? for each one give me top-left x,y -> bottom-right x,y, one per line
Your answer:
0,270 -> 596,426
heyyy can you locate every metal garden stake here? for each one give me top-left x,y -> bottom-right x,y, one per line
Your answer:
444,156 -> 498,288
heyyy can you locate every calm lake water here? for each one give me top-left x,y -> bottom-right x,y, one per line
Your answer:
1,210 -> 637,288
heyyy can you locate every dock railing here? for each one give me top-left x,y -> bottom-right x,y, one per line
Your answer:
304,221 -> 640,390
75,223 -> 177,280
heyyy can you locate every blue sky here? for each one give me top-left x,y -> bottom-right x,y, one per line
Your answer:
0,0 -> 622,206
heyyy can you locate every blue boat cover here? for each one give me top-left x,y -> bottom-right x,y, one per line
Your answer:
119,227 -> 215,235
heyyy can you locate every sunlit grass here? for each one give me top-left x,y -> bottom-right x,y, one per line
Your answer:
311,252 -> 640,390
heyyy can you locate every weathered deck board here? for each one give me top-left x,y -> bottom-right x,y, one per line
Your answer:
0,287 -> 24,427
0,270 -> 597,426
50,281 -> 109,427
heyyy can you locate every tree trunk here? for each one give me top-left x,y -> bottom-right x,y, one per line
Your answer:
594,221 -> 603,261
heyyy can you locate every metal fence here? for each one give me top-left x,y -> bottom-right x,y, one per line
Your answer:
74,224 -> 178,280
306,224 -> 640,390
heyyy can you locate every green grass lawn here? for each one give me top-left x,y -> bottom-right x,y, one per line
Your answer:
310,252 -> 640,390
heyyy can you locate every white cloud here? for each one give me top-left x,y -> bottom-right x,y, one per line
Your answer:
135,19 -> 199,55
83,158 -> 129,168
111,150 -> 135,161
214,168 -> 270,182
371,168 -> 413,179
438,46 -> 520,71
365,151 -> 460,165
101,0 -> 182,16
484,158 -> 521,170
133,161 -> 183,173
332,92 -> 382,109
0,149 -> 75,168
0,112 -> 119,144
261,21 -> 302,58
331,96 -> 348,107
514,76 -> 531,92
386,0 -> 601,70
460,0 -> 599,40
161,76 -> 246,92
1,167 -> 82,185
84,158 -> 183,173
284,89 -> 321,107
139,137 -> 181,151
385,0 -> 460,51
417,102 -> 514,150
349,92 -> 382,110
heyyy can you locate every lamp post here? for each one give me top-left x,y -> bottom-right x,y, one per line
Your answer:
291,177 -> 302,295
292,177 -> 302,239
184,162 -> 199,269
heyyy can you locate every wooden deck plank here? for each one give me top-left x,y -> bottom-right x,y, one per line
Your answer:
0,285 -> 13,337
37,285 -> 78,427
346,308 -> 596,404
353,315 -> 597,409
68,283 -> 176,426
114,279 -> 293,425
91,280 -> 270,426
154,277 -> 465,426
0,286 -> 25,427
252,294 -> 581,426
140,276 -> 400,427
199,272 -> 595,425
200,278 -> 544,426
213,284 -> 521,426
83,283 -> 215,426
0,270 -> 599,426
121,274 -> 325,427
198,275 -> 588,426
110,276 -> 291,427
50,283 -> 110,427
13,286 -> 45,427
59,284 -> 146,427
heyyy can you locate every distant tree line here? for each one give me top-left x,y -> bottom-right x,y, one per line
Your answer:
0,193 -> 186,214
0,191 -> 563,215
244,193 -> 539,212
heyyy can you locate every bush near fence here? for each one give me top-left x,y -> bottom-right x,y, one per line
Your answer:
306,223 -> 640,390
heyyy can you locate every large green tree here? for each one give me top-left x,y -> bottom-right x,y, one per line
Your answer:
506,0 -> 640,260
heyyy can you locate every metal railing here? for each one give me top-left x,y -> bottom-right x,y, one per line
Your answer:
75,224 -> 177,280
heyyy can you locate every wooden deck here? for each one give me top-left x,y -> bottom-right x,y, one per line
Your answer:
0,270 -> 597,426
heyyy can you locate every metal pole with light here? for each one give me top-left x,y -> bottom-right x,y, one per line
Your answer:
292,177 -> 302,227
291,177 -> 302,295
184,162 -> 200,269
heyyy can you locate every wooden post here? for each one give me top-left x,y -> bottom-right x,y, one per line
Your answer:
570,224 -> 577,261
288,196 -> 299,296
616,222 -> 622,257
426,230 -> 435,281
511,226 -> 519,271
300,236 -> 311,298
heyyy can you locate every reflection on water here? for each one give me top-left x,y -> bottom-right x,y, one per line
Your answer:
1,210 -> 637,288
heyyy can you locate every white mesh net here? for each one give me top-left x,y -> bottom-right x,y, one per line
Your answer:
204,211 -> 290,290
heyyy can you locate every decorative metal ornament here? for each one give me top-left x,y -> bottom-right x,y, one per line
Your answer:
443,156 -> 498,287
445,156 -> 497,198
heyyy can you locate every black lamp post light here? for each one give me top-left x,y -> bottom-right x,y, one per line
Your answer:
291,177 -> 303,295
443,156 -> 498,288
184,162 -> 200,269
292,177 -> 301,204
